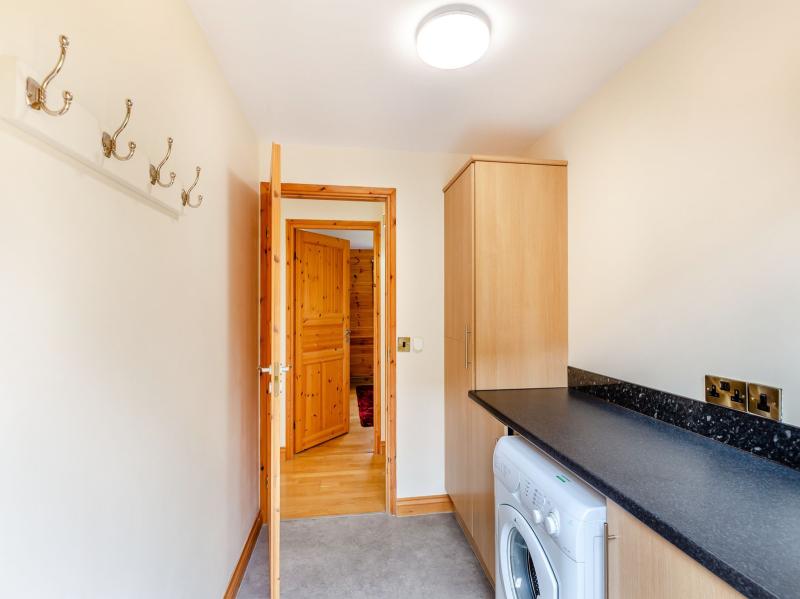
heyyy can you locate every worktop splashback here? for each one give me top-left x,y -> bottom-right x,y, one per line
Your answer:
569,367 -> 800,471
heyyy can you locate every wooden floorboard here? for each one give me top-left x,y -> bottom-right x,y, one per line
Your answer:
281,391 -> 386,519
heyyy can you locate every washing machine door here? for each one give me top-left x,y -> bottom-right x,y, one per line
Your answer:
498,504 -> 558,599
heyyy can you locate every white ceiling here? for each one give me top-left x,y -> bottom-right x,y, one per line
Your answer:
303,229 -> 374,249
188,0 -> 698,154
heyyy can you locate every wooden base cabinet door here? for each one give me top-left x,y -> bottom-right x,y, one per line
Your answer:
469,404 -> 505,583
607,501 -> 744,599
445,336 -> 472,525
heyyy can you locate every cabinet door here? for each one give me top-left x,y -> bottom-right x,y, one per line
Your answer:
607,501 -> 743,599
474,161 -> 568,389
444,164 -> 475,528
469,404 -> 505,583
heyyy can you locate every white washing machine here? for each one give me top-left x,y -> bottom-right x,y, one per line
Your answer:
494,436 -> 606,599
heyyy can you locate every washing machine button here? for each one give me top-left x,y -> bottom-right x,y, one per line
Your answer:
530,508 -> 544,524
544,512 -> 560,536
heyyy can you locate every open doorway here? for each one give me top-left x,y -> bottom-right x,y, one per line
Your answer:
258,172 -> 398,596
277,201 -> 391,520
259,182 -> 397,526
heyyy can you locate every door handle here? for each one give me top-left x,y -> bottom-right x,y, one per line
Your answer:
259,365 -> 289,375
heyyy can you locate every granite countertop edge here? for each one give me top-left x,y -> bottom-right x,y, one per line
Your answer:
469,389 -> 776,599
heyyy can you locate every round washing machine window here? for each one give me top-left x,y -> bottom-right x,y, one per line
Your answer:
499,504 -> 558,599
509,528 -> 541,598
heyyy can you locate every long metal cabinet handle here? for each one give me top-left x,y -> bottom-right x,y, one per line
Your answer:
464,325 -> 472,369
605,523 -> 617,598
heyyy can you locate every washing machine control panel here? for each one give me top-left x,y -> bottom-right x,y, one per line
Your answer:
521,477 -> 550,516
494,456 -> 520,493
520,477 -> 565,543
518,473 -> 600,560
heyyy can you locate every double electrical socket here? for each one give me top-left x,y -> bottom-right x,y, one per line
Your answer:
705,375 -> 782,421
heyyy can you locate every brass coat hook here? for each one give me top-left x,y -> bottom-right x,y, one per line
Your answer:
149,137 -> 176,187
181,167 -> 203,208
26,34 -> 73,117
102,99 -> 136,161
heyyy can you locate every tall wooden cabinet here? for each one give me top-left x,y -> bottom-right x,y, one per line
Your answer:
444,157 -> 568,583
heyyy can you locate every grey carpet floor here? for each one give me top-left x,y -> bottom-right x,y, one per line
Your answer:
237,513 -> 493,599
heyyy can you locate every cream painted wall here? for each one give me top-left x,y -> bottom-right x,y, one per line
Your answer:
279,199 -> 386,448
0,2 -> 259,598
262,144 -> 467,498
528,0 -> 800,424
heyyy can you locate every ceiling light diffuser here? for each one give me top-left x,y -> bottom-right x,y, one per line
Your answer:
416,6 -> 491,70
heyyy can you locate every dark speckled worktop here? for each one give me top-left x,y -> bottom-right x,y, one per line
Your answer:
470,388 -> 800,599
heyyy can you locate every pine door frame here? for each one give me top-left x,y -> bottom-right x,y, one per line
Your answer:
259,182 -> 398,516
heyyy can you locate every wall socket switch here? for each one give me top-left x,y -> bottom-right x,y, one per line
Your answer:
397,337 -> 411,352
747,382 -> 782,421
705,375 -> 747,412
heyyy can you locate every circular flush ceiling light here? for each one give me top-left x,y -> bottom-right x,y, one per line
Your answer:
416,6 -> 491,70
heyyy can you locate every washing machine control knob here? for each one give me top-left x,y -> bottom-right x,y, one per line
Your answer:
544,512 -> 559,536
531,508 -> 544,524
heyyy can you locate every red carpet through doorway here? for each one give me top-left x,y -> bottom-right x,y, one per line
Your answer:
355,385 -> 374,427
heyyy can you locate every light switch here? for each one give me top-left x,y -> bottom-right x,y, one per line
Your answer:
397,337 -> 410,352
412,337 -> 424,352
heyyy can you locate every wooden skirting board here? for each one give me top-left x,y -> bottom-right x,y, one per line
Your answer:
396,494 -> 454,517
223,511 -> 262,599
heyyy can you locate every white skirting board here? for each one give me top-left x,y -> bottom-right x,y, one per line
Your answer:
0,56 -> 183,219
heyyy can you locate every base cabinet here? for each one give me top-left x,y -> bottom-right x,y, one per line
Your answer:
607,501 -> 744,599
467,404 -> 505,580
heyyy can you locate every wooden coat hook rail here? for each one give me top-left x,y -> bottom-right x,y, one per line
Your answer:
26,34 -> 73,116
6,34 -> 209,214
